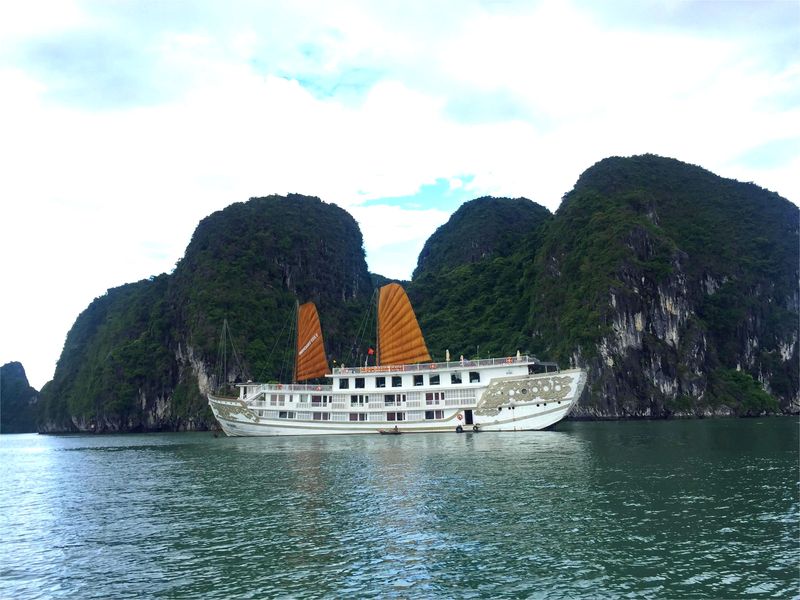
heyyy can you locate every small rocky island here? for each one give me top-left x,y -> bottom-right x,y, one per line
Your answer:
1,362 -> 39,433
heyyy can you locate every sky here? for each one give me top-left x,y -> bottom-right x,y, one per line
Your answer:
1,0 -> 798,390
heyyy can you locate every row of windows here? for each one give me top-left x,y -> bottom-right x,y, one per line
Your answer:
279,411 -> 445,421
350,394 -> 368,406
426,391 -> 445,402
347,393 -> 433,406
272,395 -> 333,407
389,411 -> 444,421
339,372 -> 480,389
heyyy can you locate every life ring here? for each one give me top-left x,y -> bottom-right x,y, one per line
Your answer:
456,413 -> 463,421
456,425 -> 464,433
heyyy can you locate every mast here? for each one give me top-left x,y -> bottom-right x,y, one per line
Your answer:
292,301 -> 299,384
376,291 -> 381,366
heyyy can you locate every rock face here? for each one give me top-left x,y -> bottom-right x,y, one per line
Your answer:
38,156 -> 799,432
531,155 -> 798,416
412,156 -> 798,417
1,362 -> 39,433
38,195 -> 373,433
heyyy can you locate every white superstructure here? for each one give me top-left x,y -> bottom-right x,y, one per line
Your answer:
208,355 -> 586,436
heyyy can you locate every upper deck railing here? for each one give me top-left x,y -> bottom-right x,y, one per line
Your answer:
236,382 -> 333,393
234,356 -> 559,391
330,355 -> 558,376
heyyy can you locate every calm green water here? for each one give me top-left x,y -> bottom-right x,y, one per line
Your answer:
0,419 -> 797,599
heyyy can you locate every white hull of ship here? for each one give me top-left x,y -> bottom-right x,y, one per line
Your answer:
208,364 -> 586,437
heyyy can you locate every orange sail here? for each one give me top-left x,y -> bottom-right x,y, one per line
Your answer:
377,283 -> 431,366
295,302 -> 329,381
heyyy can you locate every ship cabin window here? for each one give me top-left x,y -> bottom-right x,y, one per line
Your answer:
339,378 -> 350,389
355,377 -> 365,389
376,376 -> 386,388
350,394 -> 367,406
469,371 -> 480,383
311,395 -> 330,407
425,392 -> 444,405
425,410 -> 444,420
392,376 -> 402,387
529,363 -> 557,374
384,394 -> 405,406
278,411 -> 295,419
451,372 -> 462,384
349,413 -> 367,422
269,394 -> 286,406
413,374 -> 424,386
430,374 -> 440,386
386,412 -> 405,421
313,412 -> 330,421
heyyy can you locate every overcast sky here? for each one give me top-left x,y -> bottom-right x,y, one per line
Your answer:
1,0 -> 798,390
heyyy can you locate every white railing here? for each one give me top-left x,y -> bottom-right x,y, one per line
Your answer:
238,382 -> 333,393
331,355 -> 539,375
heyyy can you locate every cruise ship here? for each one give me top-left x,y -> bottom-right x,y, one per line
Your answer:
208,283 -> 586,436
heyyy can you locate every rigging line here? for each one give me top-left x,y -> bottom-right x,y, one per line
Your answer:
279,302 -> 297,383
346,289 -> 377,366
225,320 -> 244,380
216,319 -> 228,392
255,309 -> 290,383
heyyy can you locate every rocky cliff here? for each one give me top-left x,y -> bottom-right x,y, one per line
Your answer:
1,362 -> 39,433
37,156 -> 799,432
531,155 -> 798,416
410,155 -> 797,417
39,194 -> 373,432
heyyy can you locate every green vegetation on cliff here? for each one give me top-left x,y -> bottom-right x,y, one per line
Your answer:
170,194 -> 373,378
38,156 -> 798,431
413,196 -> 551,278
40,194 -> 373,432
411,155 -> 797,416
1,362 -> 39,433
529,155 -> 797,414
410,197 -> 552,360
39,276 -> 174,431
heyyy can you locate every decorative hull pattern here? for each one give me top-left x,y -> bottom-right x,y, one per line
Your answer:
208,358 -> 586,437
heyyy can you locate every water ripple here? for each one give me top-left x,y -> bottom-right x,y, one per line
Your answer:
0,420 -> 797,598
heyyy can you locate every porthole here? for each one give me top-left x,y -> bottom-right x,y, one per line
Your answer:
521,388 -> 528,395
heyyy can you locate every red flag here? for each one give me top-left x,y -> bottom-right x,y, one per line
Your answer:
367,347 -> 375,355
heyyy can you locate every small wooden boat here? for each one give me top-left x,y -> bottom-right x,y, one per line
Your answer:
378,428 -> 402,435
